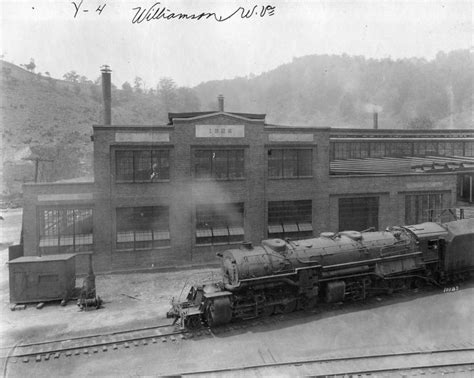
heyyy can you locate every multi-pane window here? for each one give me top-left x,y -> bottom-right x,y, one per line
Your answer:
116,150 -> 170,182
330,141 -> 473,161
116,206 -> 170,250
194,149 -> 244,179
195,203 -> 244,245
338,197 -> 379,231
39,208 -> 93,254
267,200 -> 313,239
268,149 -> 312,178
405,193 -> 445,224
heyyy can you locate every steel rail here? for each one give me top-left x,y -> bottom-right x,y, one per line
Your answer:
1,323 -> 188,359
178,346 -> 474,376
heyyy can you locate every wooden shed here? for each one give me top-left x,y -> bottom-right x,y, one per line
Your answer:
8,254 -> 76,304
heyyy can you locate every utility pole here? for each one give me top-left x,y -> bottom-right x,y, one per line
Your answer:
25,157 -> 54,182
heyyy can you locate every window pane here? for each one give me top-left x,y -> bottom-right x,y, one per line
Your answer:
228,150 -> 244,178
134,151 -> 151,181
405,193 -> 445,224
297,149 -> 312,176
268,149 -> 283,178
116,206 -> 170,250
195,150 -> 212,178
116,151 -> 134,181
39,208 -> 93,254
339,197 -> 378,231
196,203 -> 244,245
151,150 -> 170,180
283,150 -> 298,177
213,150 -> 228,179
268,200 -> 312,238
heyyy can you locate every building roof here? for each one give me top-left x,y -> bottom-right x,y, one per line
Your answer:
330,155 -> 474,175
8,254 -> 77,264
168,111 -> 266,124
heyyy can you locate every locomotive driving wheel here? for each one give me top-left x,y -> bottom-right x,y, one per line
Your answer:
205,296 -> 232,327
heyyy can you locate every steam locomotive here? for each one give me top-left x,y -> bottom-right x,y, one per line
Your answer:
167,218 -> 474,329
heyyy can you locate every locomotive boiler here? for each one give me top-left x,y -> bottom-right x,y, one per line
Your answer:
167,218 -> 474,329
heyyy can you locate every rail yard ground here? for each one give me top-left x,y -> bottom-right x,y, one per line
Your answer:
1,209 -> 474,376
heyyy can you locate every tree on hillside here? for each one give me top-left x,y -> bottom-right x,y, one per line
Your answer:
23,58 -> 36,73
133,77 -> 144,93
122,81 -> 133,92
79,75 -> 91,84
63,70 -> 80,83
157,77 -> 177,113
176,87 -> 200,112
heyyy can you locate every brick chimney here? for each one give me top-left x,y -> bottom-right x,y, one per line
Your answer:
373,112 -> 378,130
218,95 -> 224,112
101,65 -> 112,125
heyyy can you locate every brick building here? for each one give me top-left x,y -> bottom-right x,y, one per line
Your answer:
20,69 -> 474,273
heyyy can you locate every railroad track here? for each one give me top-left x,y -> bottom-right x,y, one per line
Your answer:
0,323 -> 211,363
179,346 -> 474,376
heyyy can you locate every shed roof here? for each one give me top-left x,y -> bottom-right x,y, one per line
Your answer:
8,254 -> 76,264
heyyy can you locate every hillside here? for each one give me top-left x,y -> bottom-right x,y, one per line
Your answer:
193,50 -> 473,128
1,50 -> 472,196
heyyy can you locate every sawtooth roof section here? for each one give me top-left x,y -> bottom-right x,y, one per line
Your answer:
330,155 -> 474,175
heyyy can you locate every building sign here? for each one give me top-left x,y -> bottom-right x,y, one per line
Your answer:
38,193 -> 93,201
115,132 -> 170,142
269,133 -> 314,142
195,125 -> 245,138
406,182 -> 444,189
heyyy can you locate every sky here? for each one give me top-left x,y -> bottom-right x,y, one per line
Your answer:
0,0 -> 472,88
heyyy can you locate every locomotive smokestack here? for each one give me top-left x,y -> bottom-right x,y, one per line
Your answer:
218,95 -> 224,112
373,112 -> 378,130
101,65 -> 112,125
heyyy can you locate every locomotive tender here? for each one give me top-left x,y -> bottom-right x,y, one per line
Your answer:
168,219 -> 474,329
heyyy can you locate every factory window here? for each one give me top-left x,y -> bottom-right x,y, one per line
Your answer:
116,206 -> 170,250
330,141 -> 474,161
464,142 -> 474,157
268,149 -> 312,178
194,149 -> 244,179
405,193 -> 445,224
195,203 -> 244,245
116,150 -> 170,182
338,197 -> 379,231
267,200 -> 313,239
39,208 -> 93,255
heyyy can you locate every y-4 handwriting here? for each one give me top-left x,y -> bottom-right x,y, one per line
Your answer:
443,286 -> 459,293
71,1 -> 276,22
72,0 -> 106,18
